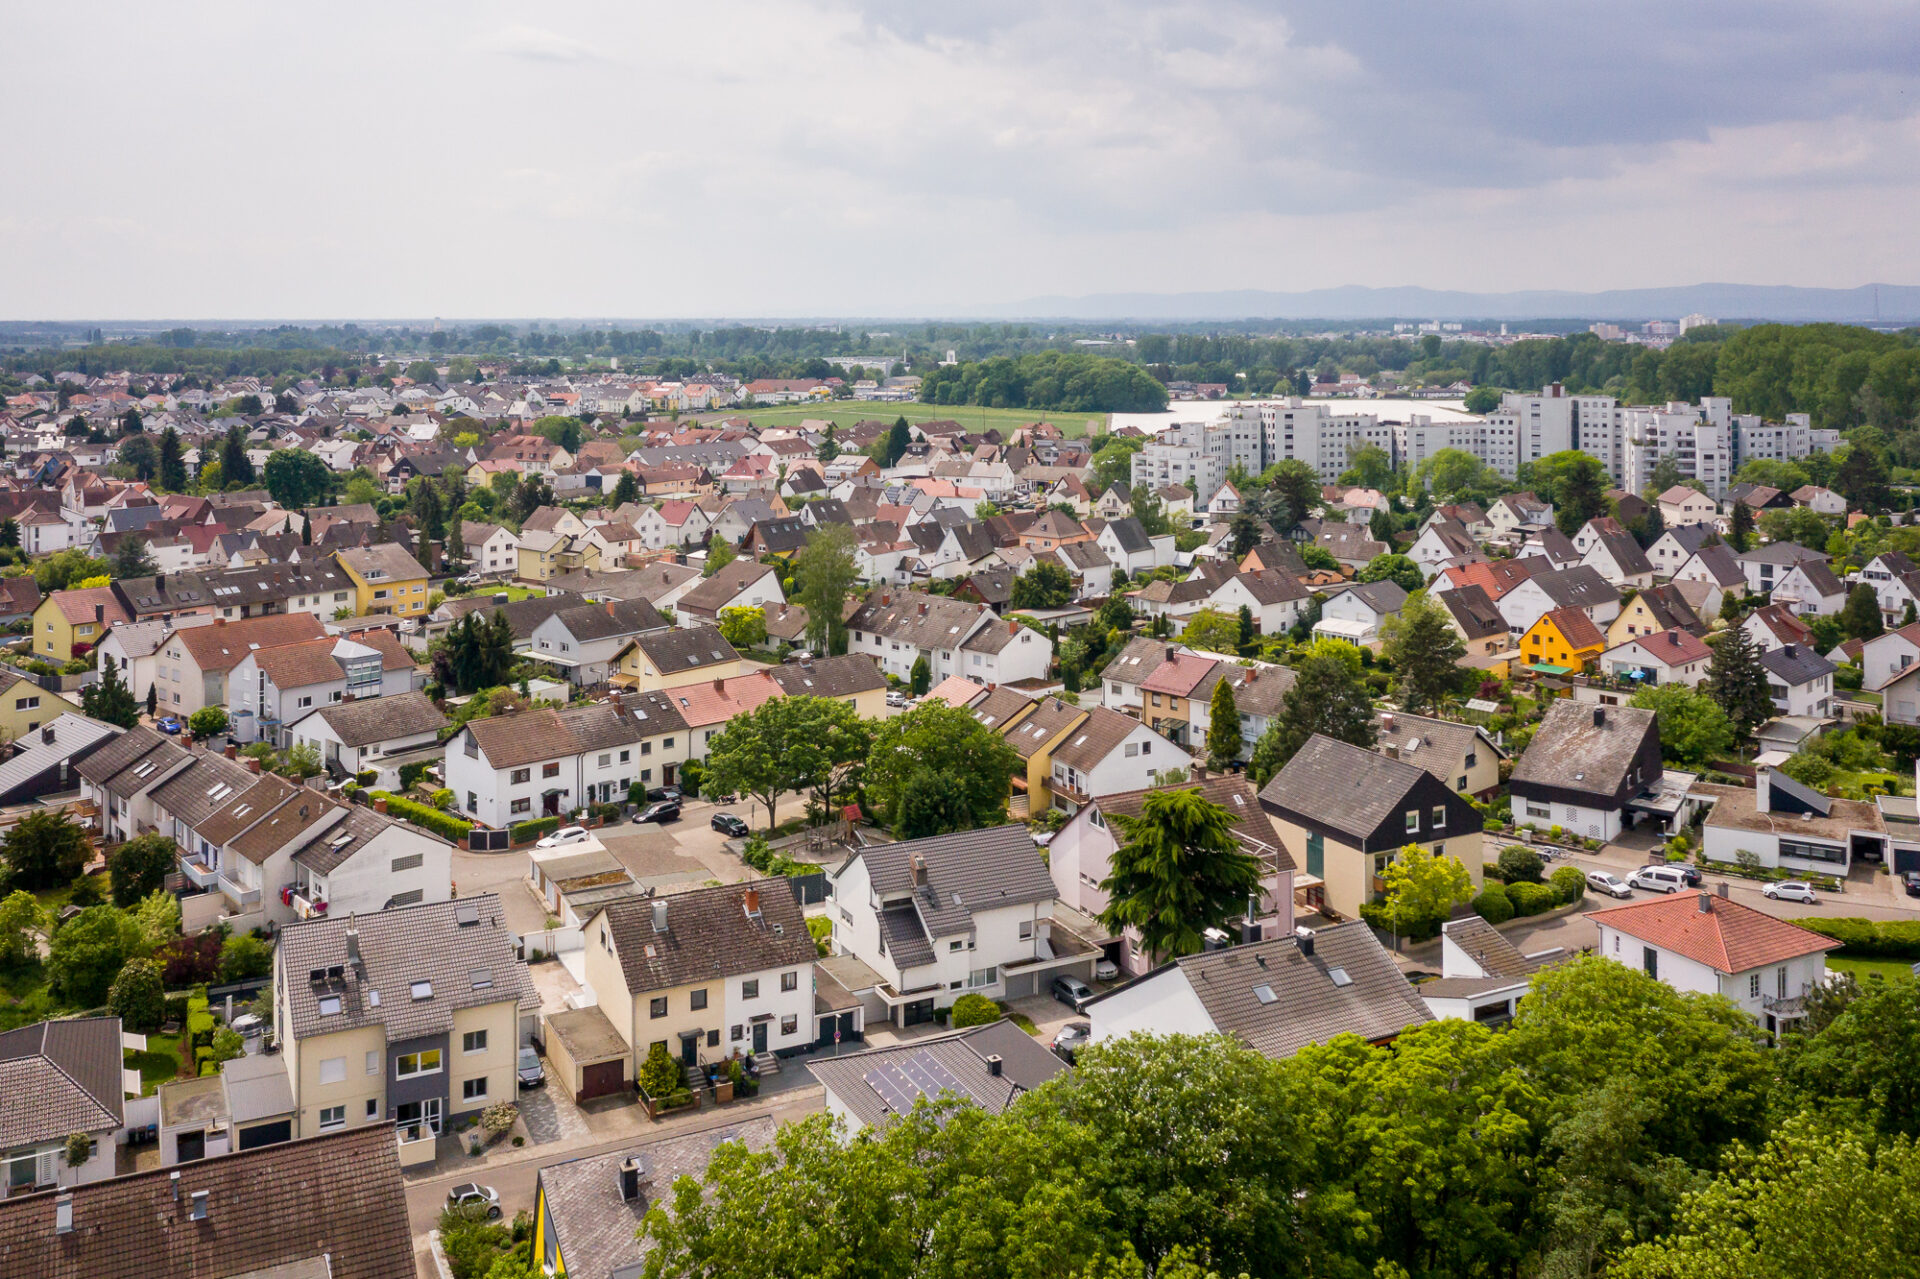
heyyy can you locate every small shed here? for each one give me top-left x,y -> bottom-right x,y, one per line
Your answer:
545,1006 -> 631,1102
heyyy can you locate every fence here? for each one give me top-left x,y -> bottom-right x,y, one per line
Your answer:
468,828 -> 512,852
786,872 -> 829,906
517,924 -> 584,961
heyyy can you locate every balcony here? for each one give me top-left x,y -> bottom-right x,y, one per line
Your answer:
292,892 -> 329,920
179,858 -> 219,890
216,874 -> 261,909
395,1124 -> 437,1168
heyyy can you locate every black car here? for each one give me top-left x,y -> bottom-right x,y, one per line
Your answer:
647,785 -> 684,803
634,801 -> 682,825
711,813 -> 750,838
1904,871 -> 1920,898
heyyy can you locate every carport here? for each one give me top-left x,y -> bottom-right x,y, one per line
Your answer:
544,1006 -> 631,1102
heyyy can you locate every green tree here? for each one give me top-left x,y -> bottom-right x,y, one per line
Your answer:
909,654 -> 930,696
1205,676 -> 1241,770
1380,592 -> 1466,714
109,833 -> 177,907
1357,553 -> 1424,593
610,470 -> 641,507
884,416 -> 912,467
3,811 -> 91,891
157,426 -> 187,491
81,661 -> 141,729
33,549 -> 110,593
1227,509 -> 1264,557
1463,385 -> 1502,414
704,696 -> 872,831
129,889 -> 179,952
1248,642 -> 1377,784
0,518 -> 17,549
1629,682 -> 1736,769
1379,844 -> 1473,937
717,606 -> 767,651
219,425 -> 255,485
1178,608 -> 1241,656
1706,623 -> 1773,737
1728,500 -> 1755,552
107,956 -> 166,1032
1842,582 -> 1885,640
47,905 -> 143,1007
1091,435 -> 1146,488
186,706 -> 230,738
1340,442 -> 1395,490
1837,440 -> 1892,513
263,448 -> 332,510
1009,560 -> 1072,611
444,515 -> 464,566
107,535 -> 157,581
1099,786 -> 1261,960
0,890 -> 49,968
702,539 -> 737,577
795,524 -> 859,655
219,933 -> 273,982
1260,458 -> 1321,530
1528,451 -> 1609,535
1778,973 -> 1920,1138
1413,448 -> 1499,503
864,702 -> 1022,837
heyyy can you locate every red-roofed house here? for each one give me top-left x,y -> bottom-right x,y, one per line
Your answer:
1138,651 -> 1219,749
1432,558 -> 1539,602
666,672 -> 783,750
1600,628 -> 1713,688
1591,890 -> 1837,1034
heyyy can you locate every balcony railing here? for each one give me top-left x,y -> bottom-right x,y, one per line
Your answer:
292,892 -> 329,920
179,858 -> 219,890
216,874 -> 261,909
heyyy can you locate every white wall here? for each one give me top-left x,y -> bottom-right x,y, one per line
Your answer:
1088,967 -> 1219,1043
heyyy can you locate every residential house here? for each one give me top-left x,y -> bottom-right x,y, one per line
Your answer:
1313,522 -> 1387,569
582,880 -> 818,1077
32,586 -> 129,662
1208,569 -> 1312,635
515,530 -> 602,584
1437,585 -> 1511,656
1581,531 -> 1655,589
529,598 -> 671,687
152,613 -> 330,715
1098,635 -> 1177,717
846,590 -> 1053,687
1858,622 -> 1920,691
1591,889 -> 1839,1036
1258,735 -> 1483,920
809,1022 -> 1061,1136
1508,701 -> 1662,841
333,544 -> 431,618
995,694 -> 1092,809
1735,541 -> 1827,597
0,576 -> 41,625
611,625 -> 745,693
0,713 -> 120,806
1049,774 -> 1295,977
672,561 -> 785,628
1494,565 -> 1622,636
1696,769 -> 1885,879
1519,605 -> 1608,674
1086,925 -> 1431,1060
1606,582 -> 1706,645
1759,643 -> 1835,718
1601,629 -> 1713,688
1485,492 -> 1553,537
1743,602 -> 1815,652
1046,705 -> 1192,812
1314,579 -> 1406,644
446,702 -> 647,826
1515,527 -> 1583,570
1670,542 -> 1746,601
0,1017 -> 122,1195
459,521 -> 520,578
1644,524 -> 1720,580
0,1125 -> 414,1277
764,654 -> 889,719
1418,917 -> 1560,1024
1789,485 -> 1847,516
0,670 -> 79,743
1373,711 -> 1506,800
1096,516 -> 1173,574
829,826 -> 1090,1024
1858,551 -> 1920,624
1656,485 -> 1719,527
288,691 -> 451,789
273,897 -> 536,1139
1136,650 -> 1215,749
1770,558 -> 1847,617
1406,520 -> 1484,581
154,1049 -> 296,1165
630,500 -> 712,551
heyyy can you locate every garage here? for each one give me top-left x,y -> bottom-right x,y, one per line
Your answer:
1004,972 -> 1038,999
237,1119 -> 291,1151
579,1059 -> 626,1101
1896,845 -> 1920,876
543,1006 -> 631,1103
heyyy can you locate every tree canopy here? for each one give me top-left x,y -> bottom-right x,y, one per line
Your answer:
863,702 -> 1021,838
1099,786 -> 1262,960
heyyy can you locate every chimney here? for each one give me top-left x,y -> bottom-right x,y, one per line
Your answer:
743,887 -> 761,917
618,1158 -> 642,1202
214,617 -> 226,627
652,899 -> 668,932
1295,926 -> 1315,958
1697,892 -> 1712,914
1381,712 -> 1393,730
1717,881 -> 1730,899
1784,643 -> 1797,658
880,592 -> 890,607
41,724 -> 54,745
245,758 -> 262,775
54,1192 -> 73,1234
910,853 -> 927,887
224,744 -> 238,760
1592,707 -> 1605,728
1668,630 -> 1679,646
606,599 -> 617,617
155,572 -> 165,590
170,1171 -> 180,1202
346,915 -> 361,972
374,796 -> 388,814
713,677 -> 725,695
986,1054 -> 1004,1078
918,602 -> 928,617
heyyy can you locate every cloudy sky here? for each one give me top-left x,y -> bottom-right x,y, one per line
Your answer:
5,1 -> 1919,319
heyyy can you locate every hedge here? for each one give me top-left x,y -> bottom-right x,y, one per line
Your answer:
1506,881 -> 1557,917
1472,883 -> 1514,925
1548,865 -> 1587,906
1358,902 -> 1445,942
512,816 -> 563,843
1798,917 -> 1920,959
371,791 -> 474,842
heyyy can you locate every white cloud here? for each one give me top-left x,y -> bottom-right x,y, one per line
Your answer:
472,23 -> 599,63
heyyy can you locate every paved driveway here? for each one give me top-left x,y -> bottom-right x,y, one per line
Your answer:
515,1079 -> 589,1147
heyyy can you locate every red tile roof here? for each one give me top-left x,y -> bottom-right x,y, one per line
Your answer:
1589,892 -> 1838,973
1613,627 -> 1712,666
1140,651 -> 1218,697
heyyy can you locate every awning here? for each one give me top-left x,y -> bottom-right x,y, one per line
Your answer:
1526,663 -> 1572,675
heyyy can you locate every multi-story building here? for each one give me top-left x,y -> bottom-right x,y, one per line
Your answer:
274,897 -> 534,1140
445,702 -> 646,827
334,544 -> 431,618
152,613 -> 331,715
845,589 -> 1053,687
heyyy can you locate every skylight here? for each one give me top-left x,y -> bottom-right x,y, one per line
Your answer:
1252,984 -> 1277,1004
1328,968 -> 1353,988
410,981 -> 433,1001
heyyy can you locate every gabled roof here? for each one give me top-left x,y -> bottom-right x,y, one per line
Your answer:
806,1021 -> 1063,1130
1589,891 -> 1838,974
0,1016 -> 123,1147
1778,558 -> 1845,599
844,824 -> 1055,940
334,542 -> 428,582
1657,484 -> 1713,505
1260,735 -> 1431,843
551,597 -> 669,643
597,879 -> 814,993
171,613 -> 329,674
1738,540 -> 1827,567
1747,603 -> 1815,646
1758,642 -> 1836,686
1510,701 -> 1656,796
628,624 -> 739,673
675,559 -> 779,617
307,690 -> 449,748
765,654 -> 887,700
1534,605 -> 1606,651
1529,565 -> 1621,609
465,702 -> 644,770
1588,532 -> 1653,577
1050,705 -> 1153,775
1438,584 -> 1506,641
1612,627 -> 1712,667
1140,651 -> 1217,697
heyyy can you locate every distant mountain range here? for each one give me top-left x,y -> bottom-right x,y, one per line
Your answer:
989,283 -> 1920,324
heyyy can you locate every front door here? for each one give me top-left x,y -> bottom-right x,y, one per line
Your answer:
679,1034 -> 698,1067
543,792 -> 561,817
751,1021 -> 768,1054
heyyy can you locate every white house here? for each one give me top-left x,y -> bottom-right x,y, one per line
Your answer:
1601,629 -> 1712,688
1769,560 -> 1847,617
1644,524 -> 1719,580
1758,643 -> 1835,718
1046,705 -> 1193,811
459,522 -> 520,578
1655,485 -> 1719,528
1508,702 -> 1663,843
445,702 -> 645,828
1697,769 -> 1884,877
1580,533 -> 1655,590
1590,890 -> 1837,1036
1494,566 -> 1622,636
1314,580 -> 1406,644
1789,485 -> 1847,516
1736,542 -> 1828,597
1095,517 -> 1174,575
847,589 -> 1052,687
1859,623 -> 1920,691
528,597 -> 670,687
228,637 -> 393,747
1406,522 -> 1483,581
287,691 -> 450,790
828,825 -> 1089,1024
1858,552 -> 1920,624
672,561 -> 785,628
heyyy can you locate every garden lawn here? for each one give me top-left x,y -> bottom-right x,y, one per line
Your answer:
1829,953 -> 1918,983
126,1041 -> 185,1094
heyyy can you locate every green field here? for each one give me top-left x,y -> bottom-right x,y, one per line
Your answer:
1829,953 -> 1918,983
686,403 -> 1109,439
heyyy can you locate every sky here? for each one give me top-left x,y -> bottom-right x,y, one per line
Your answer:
5,1 -> 1920,320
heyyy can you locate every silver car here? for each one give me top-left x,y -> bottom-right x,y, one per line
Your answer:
1764,881 -> 1819,904
1585,870 -> 1633,899
446,1183 -> 501,1220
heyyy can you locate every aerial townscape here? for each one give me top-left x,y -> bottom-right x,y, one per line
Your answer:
8,6 -> 1920,1279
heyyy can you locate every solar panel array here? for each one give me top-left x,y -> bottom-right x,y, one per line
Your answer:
862,1049 -> 967,1113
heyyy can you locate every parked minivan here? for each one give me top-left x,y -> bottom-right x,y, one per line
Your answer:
1629,866 -> 1691,894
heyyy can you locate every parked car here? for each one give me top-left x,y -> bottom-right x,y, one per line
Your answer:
1051,1021 -> 1091,1062
1642,862 -> 1702,887
1092,957 -> 1119,982
517,1045 -> 545,1089
710,813 -> 750,838
155,715 -> 183,735
1629,866 -> 1691,894
634,801 -> 681,825
229,1013 -> 264,1038
1904,871 -> 1920,898
446,1184 -> 502,1220
456,573 -> 483,586
1764,881 -> 1820,904
1051,975 -> 1095,1012
1586,870 -> 1634,899
535,825 -> 592,849
885,690 -> 908,708
647,785 -> 683,803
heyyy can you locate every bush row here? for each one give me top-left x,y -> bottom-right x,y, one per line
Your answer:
1473,866 -> 1585,924
371,791 -> 474,842
511,815 -> 562,844
1797,916 -> 1920,959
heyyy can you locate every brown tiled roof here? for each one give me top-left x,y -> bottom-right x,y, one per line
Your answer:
464,702 -> 643,771
765,654 -> 887,700
173,613 -> 328,674
1049,705 -> 1148,774
1589,891 -> 1839,974
0,1017 -> 123,1148
0,1126 -> 413,1279
335,542 -> 428,583
347,628 -> 418,672
307,690 -> 448,748
49,586 -> 129,629
249,638 -> 346,689
1096,774 -> 1295,872
675,560 -> 779,617
598,879 -> 815,993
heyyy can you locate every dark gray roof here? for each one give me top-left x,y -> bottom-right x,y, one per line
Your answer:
847,589 -> 991,651
1259,735 -> 1429,843
551,597 -> 669,643
1104,516 -> 1152,555
1439,584 -> 1506,641
675,560 -> 780,617
0,1016 -> 124,1147
306,690 -> 448,748
146,752 -> 255,830
289,803 -> 405,877
1531,564 -> 1621,608
806,1020 -> 1063,1129
766,654 -> 887,699
1685,542 -> 1747,586
1509,701 -> 1657,794
1759,643 -> 1837,685
441,590 -> 583,642
879,906 -> 937,967
596,879 -> 815,993
1375,711 -> 1504,782
536,1119 -> 778,1279
1590,532 -> 1653,576
1782,559 -> 1845,598
1658,524 -> 1719,557
1739,541 -> 1828,566
1328,579 -> 1407,616
276,895 -> 535,1042
1440,916 -> 1538,979
1098,924 -> 1430,1059
847,825 -> 1055,942
630,625 -> 740,673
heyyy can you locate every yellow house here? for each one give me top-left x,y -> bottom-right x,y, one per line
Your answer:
996,693 -> 1088,810
610,625 -> 748,692
516,531 -> 602,583
0,671 -> 80,741
1520,605 -> 1607,674
34,586 -> 129,662
333,544 -> 431,617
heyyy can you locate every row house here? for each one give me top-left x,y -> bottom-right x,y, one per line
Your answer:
445,702 -> 647,827
845,589 -> 1053,687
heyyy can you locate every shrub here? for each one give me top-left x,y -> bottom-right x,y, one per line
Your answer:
62,1133 -> 93,1168
1472,883 -> 1514,924
1548,865 -> 1587,905
208,1026 -> 244,1065
949,993 -> 1001,1028
157,932 -> 223,986
638,1042 -> 682,1098
511,816 -> 561,844
1506,881 -> 1557,916
1496,846 -> 1546,884
1359,901 -> 1445,941
186,707 -> 229,738
397,761 -> 434,793
372,791 -> 473,841
107,957 -> 166,1032
679,759 -> 705,798
218,933 -> 272,982
430,788 -> 456,811
806,915 -> 832,957
1798,916 -> 1920,958
479,1101 -> 517,1138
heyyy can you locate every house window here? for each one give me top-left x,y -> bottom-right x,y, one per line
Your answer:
690,988 -> 707,1011
967,966 -> 998,988
781,971 -> 798,992
367,1098 -> 379,1118
542,762 -> 560,778
598,754 -> 610,768
462,1077 -> 488,1102
510,768 -> 530,784
1431,806 -> 1446,830
1749,973 -> 1761,999
731,1025 -> 743,1042
1124,743 -> 1138,757
396,1049 -> 442,1078
619,750 -> 630,763
780,1016 -> 798,1036
742,979 -> 759,999
319,1057 -> 346,1085
650,996 -> 668,1018
511,798 -> 530,815
950,940 -> 963,952
15,696 -> 37,711
392,854 -> 423,873
1525,801 -> 1551,820
366,1051 -> 379,1075
1642,947 -> 1658,979
319,1105 -> 346,1130
1019,921 -> 1034,940
462,1030 -> 487,1054
1404,810 -> 1419,833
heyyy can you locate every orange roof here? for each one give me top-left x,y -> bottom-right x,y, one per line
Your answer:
922,675 -> 988,708
1438,558 -> 1537,601
51,586 -> 129,628
173,613 -> 328,674
1536,606 -> 1606,651
666,671 -> 782,727
1589,892 -> 1838,974
1612,627 -> 1712,666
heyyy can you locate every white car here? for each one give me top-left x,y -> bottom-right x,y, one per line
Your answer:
1093,957 -> 1119,982
535,825 -> 592,849
1764,881 -> 1820,905
885,690 -> 908,708
1586,870 -> 1634,899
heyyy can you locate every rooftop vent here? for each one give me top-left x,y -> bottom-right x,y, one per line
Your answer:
455,903 -> 480,927
189,1191 -> 209,1222
652,899 -> 669,933
1593,707 -> 1605,727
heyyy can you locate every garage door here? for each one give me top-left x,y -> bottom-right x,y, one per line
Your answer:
1896,846 -> 1920,876
579,1060 -> 625,1101
1005,972 -> 1037,999
237,1120 -> 291,1151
